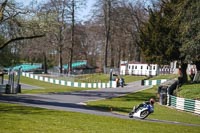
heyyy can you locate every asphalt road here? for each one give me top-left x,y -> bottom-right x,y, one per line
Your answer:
3,80 -> 43,90
0,81 -> 199,127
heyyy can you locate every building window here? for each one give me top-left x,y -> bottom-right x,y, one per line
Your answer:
135,66 -> 137,69
141,66 -> 143,69
147,66 -> 148,70
153,66 -> 156,70
132,65 -> 134,69
129,66 -> 130,69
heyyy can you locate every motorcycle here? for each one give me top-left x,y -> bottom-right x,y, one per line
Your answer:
128,104 -> 153,119
119,78 -> 124,87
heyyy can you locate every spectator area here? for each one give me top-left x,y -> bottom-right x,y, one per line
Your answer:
5,63 -> 42,72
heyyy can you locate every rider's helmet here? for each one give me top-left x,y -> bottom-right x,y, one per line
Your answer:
150,98 -> 155,105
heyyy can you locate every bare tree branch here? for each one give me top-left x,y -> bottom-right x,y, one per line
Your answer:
0,34 -> 45,50
0,0 -> 8,22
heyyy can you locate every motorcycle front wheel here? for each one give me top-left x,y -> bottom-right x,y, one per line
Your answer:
129,112 -> 133,118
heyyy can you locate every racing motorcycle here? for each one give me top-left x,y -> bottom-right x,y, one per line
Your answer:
128,104 -> 153,119
119,78 -> 124,87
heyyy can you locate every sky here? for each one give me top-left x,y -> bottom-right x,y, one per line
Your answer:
15,0 -> 95,21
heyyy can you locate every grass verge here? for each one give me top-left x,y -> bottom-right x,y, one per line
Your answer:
19,76 -> 93,94
177,83 -> 200,100
86,86 -> 200,125
149,74 -> 178,80
0,102 -> 199,133
12,75 -> 146,94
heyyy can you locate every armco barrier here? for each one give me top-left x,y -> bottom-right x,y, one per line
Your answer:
22,72 -> 116,88
142,79 -> 199,115
142,79 -> 167,86
167,95 -> 200,114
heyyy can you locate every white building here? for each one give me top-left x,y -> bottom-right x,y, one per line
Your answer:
120,62 -> 159,76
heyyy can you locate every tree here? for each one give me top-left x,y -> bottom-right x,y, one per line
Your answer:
118,0 -> 148,62
92,0 -> 121,72
140,1 -> 182,64
139,0 -> 200,83
178,0 -> 200,70
39,0 -> 72,74
68,0 -> 75,74
0,0 -> 45,51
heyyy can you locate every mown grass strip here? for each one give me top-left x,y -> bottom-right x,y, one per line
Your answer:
0,102 -> 199,133
19,76 -> 94,94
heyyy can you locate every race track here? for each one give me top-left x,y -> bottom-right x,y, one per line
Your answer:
0,81 -> 199,127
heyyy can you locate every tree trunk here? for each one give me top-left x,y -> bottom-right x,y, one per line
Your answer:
117,47 -> 121,68
69,0 -> 75,75
43,52 -> 48,74
104,0 -> 111,72
181,63 -> 188,83
135,43 -> 141,62
195,61 -> 200,71
59,47 -> 63,74
110,43 -> 114,67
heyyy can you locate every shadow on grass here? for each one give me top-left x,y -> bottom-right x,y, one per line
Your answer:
0,103 -> 48,115
86,91 -> 157,113
118,91 -> 156,102
0,90 -> 156,115
0,94 -> 100,111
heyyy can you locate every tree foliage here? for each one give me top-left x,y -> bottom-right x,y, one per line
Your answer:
140,0 -> 182,64
178,0 -> 200,63
0,0 -> 45,50
2,0 -> 199,77
139,0 -> 200,82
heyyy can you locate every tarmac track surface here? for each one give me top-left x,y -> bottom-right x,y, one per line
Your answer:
4,80 -> 43,90
0,81 -> 199,127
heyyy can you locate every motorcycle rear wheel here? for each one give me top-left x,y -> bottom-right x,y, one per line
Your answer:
140,110 -> 149,119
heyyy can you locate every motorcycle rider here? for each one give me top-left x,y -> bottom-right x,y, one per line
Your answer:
133,98 -> 155,113
119,77 -> 124,87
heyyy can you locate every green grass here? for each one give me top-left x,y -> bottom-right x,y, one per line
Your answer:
86,86 -> 200,125
19,76 -> 93,94
54,73 -> 146,83
150,74 -> 178,80
149,74 -> 200,99
122,75 -> 146,83
53,73 -> 110,83
74,73 -> 110,82
0,102 -> 199,133
11,74 -> 146,94
1,74 -> 200,132
177,83 -> 200,100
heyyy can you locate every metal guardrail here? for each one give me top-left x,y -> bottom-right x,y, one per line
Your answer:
22,72 -> 116,88
142,79 -> 167,86
168,95 -> 200,114
142,78 -> 199,115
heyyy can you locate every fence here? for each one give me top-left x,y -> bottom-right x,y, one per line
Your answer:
22,72 -> 116,88
142,79 -> 200,115
167,95 -> 200,114
142,79 -> 168,86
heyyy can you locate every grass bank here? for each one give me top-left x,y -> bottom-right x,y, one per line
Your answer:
86,86 -> 200,125
150,74 -> 200,100
176,83 -> 200,100
149,74 -> 178,80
